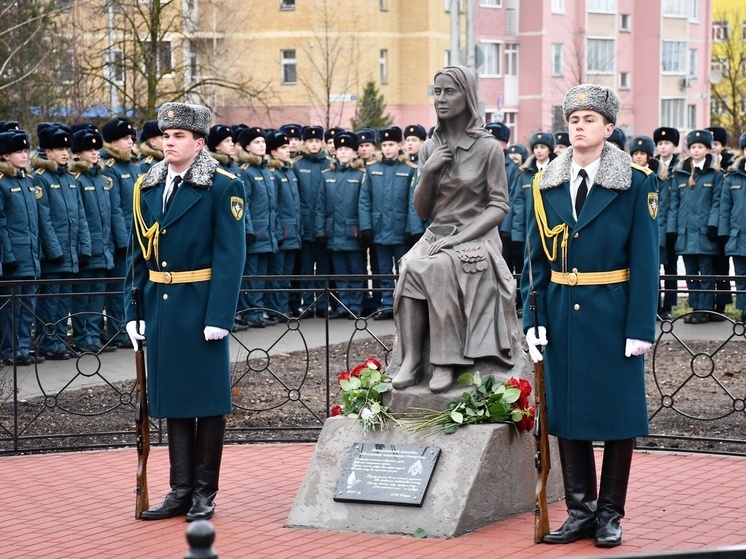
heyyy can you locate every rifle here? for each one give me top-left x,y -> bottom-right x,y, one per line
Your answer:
527,237 -> 551,543
133,285 -> 150,519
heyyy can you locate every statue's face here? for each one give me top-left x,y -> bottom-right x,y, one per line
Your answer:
433,74 -> 466,121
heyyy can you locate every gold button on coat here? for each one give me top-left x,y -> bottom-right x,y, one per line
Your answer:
163,294 -> 168,300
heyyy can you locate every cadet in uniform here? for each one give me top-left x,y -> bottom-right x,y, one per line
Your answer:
355,128 -> 377,164
554,131 -> 570,155
101,117 -> 140,347
207,124 -> 243,177
32,125 -> 91,360
324,126 -> 344,157
125,102 -> 246,521
608,127 -> 627,152
523,84 -> 659,548
138,120 -> 164,175
403,124 -> 427,164
280,124 -> 302,159
0,130 -> 60,365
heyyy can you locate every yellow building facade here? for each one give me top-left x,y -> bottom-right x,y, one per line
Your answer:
710,0 -> 746,141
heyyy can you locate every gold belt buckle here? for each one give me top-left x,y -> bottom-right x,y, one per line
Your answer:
567,268 -> 578,286
163,271 -> 172,284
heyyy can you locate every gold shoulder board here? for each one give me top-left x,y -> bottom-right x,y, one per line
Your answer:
631,162 -> 654,176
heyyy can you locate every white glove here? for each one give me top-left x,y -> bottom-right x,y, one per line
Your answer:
525,326 -> 548,363
204,326 -> 229,341
625,338 -> 652,357
126,320 -> 146,350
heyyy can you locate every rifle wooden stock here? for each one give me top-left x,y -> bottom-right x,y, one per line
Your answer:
533,358 -> 551,543
134,343 -> 150,519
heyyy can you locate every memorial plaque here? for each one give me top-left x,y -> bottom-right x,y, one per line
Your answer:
333,443 -> 441,506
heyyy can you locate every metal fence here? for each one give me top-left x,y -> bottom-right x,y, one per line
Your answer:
0,274 -> 744,455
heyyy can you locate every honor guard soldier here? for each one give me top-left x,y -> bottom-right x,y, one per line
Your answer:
653,126 -> 681,320
523,84 -> 659,548
292,125 -> 331,316
32,125 -> 91,360
138,120 -> 164,174
404,124 -> 427,164
280,123 -> 303,158
718,132 -> 746,323
125,102 -> 246,522
355,128 -> 377,163
266,131 -> 301,318
668,129 -> 724,324
359,125 -> 420,319
101,116 -> 141,347
554,131 -> 570,155
235,127 -> 278,328
315,132 -> 367,318
69,128 -> 118,353
0,130 -> 60,365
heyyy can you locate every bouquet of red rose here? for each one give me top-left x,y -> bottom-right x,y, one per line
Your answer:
330,357 -> 399,431
403,373 -> 535,436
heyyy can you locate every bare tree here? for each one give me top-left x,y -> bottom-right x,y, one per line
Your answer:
710,9 -> 746,141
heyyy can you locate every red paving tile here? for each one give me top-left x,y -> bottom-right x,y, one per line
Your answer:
3,444 -> 746,558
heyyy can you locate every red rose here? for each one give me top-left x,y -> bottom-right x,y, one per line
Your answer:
508,377 -> 532,400
330,405 -> 342,416
515,405 -> 536,432
363,357 -> 381,371
517,395 -> 530,409
351,363 -> 365,377
338,371 -> 350,386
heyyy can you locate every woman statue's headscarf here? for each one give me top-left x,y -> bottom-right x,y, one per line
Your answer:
432,65 -> 492,141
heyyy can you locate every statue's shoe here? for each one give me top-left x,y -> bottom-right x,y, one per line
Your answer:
392,365 -> 423,389
429,366 -> 453,393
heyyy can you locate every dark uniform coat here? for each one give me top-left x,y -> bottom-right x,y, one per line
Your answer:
70,160 -> 115,271
269,159 -> 301,251
521,143 -> 659,441
315,160 -> 367,252
101,143 -> 140,251
511,153 -> 557,243
719,157 -> 746,257
292,151 -> 330,241
124,150 -> 246,418
238,153 -> 278,255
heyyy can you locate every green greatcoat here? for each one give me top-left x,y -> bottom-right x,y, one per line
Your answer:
521,143 -> 659,441
124,150 -> 246,419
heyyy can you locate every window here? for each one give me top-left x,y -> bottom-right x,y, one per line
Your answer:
480,0 -> 502,6
481,42 -> 502,76
689,0 -> 699,21
551,0 -> 564,13
587,38 -> 615,74
504,43 -> 518,76
379,49 -> 388,84
280,0 -> 295,10
619,72 -> 630,90
687,104 -> 696,129
619,14 -> 631,32
712,21 -> 730,41
711,58 -> 729,78
662,0 -> 687,17
143,40 -> 173,76
688,49 -> 697,78
661,98 -> 686,128
281,49 -> 296,84
711,97 -> 727,116
502,111 -> 517,140
661,41 -> 686,73
552,105 -> 564,130
380,0 -> 388,10
106,49 -> 124,84
587,0 -> 616,13
551,43 -> 563,76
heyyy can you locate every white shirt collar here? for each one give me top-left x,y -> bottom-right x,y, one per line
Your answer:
571,157 -> 601,186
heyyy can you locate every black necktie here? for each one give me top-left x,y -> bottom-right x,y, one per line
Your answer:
575,169 -> 588,216
166,175 -> 182,212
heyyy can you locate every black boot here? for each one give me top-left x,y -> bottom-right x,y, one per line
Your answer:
543,438 -> 598,544
595,438 -> 635,548
141,418 -> 195,520
186,416 -> 226,522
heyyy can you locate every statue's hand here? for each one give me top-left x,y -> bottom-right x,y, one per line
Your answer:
427,233 -> 460,256
422,145 -> 452,175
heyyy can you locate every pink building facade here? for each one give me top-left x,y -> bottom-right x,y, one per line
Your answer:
475,0 -> 713,148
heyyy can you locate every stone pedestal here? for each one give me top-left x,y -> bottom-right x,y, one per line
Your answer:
286,417 -> 563,539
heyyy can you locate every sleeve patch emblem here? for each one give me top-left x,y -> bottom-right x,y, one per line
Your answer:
231,196 -> 244,221
648,192 -> 659,220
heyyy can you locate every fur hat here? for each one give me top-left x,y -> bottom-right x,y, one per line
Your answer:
280,123 -> 302,139
266,130 -> 289,153
554,131 -> 570,147
378,126 -> 402,143
0,121 -> 20,132
507,143 -> 529,163
686,129 -> 713,150
139,120 -> 162,143
563,84 -> 621,124
404,124 -> 427,141
207,124 -> 233,151
324,126 -> 345,142
653,127 -> 680,146
101,117 -> 135,143
628,135 -> 655,157
608,128 -> 628,151
0,130 -> 30,155
333,132 -> 358,151
157,102 -> 211,137
740,132 -> 746,150
706,126 -> 728,146
355,128 -> 376,145
70,122 -> 98,136
486,122 -> 510,143
39,125 -> 72,150
302,125 -> 324,141
529,131 -> 556,151
72,130 -> 103,153
238,127 -> 266,148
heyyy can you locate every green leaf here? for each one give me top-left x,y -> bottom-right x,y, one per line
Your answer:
511,409 -> 524,422
444,423 -> 461,434
473,371 -> 482,386
339,379 -> 352,391
503,387 -> 521,404
465,407 -> 476,416
457,372 -> 474,386
413,528 -> 427,538
369,370 -> 382,384
373,382 -> 389,394
348,376 -> 362,390
450,410 -> 464,424
370,402 -> 382,414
